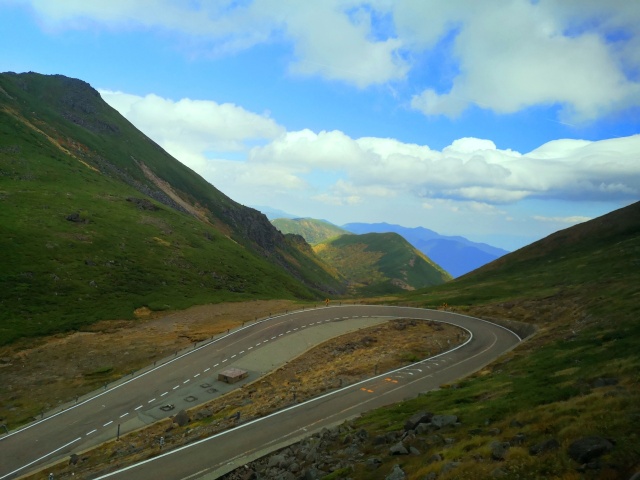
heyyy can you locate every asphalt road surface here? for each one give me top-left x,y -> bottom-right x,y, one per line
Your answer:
0,305 -> 520,480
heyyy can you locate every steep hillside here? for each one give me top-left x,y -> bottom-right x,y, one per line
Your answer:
0,72 -> 342,344
344,201 -> 640,479
343,222 -> 509,277
314,232 -> 451,296
272,217 -> 351,244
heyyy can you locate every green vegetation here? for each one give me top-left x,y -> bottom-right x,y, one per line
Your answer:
314,232 -> 451,295
0,72 -> 343,344
347,202 -> 640,479
271,217 -> 351,244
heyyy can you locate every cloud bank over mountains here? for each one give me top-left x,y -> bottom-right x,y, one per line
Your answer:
101,90 -> 639,211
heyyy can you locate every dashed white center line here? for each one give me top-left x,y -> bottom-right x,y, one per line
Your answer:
135,405 -> 143,410
248,346 -> 253,350
271,336 -> 276,340
301,325 -> 306,328
239,351 -> 245,354
183,379 -> 190,384
325,319 -> 330,322
231,354 -> 236,359
286,330 -> 291,334
120,412 -> 129,418
194,373 -> 200,378
173,385 -> 180,390
103,421 -> 113,427
263,340 -> 269,343
86,429 -> 97,436
213,363 -> 219,367
293,328 -> 298,331
256,342 -> 261,347
204,367 -> 210,372
278,333 -> 283,337
222,358 -> 228,362
148,398 -> 156,403
160,392 -> 168,397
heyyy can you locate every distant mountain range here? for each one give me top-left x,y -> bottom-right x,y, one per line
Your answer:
266,214 -> 509,278
343,223 -> 509,278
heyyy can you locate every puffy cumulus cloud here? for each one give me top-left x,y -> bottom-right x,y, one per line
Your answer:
99,90 -> 283,171
399,0 -> 640,121
21,0 -> 407,87
247,129 -> 640,205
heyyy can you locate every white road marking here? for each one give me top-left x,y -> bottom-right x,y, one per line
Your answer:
239,351 -> 245,354
286,330 -> 291,334
1,436 -> 82,479
204,367 -> 210,372
183,380 -> 190,384
135,405 -> 143,410
293,328 -> 298,331
278,334 -> 283,337
256,342 -> 261,346
103,421 -> 113,427
148,398 -> 156,403
231,354 -> 237,359
120,413 -> 128,418
222,358 -> 228,362
173,385 -> 179,390
271,336 -> 276,340
248,347 -> 253,350
161,392 -> 168,397
86,429 -> 97,436
213,363 -> 219,367
194,373 -> 200,378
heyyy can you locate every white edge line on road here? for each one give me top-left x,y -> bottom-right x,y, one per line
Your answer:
0,436 -> 82,480
92,325 -> 476,479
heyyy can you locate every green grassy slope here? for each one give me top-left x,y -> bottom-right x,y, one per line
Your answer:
347,202 -> 640,479
272,217 -> 351,244
0,72 -> 343,344
314,232 -> 451,296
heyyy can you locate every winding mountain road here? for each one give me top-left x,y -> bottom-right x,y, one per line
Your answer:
0,305 -> 521,480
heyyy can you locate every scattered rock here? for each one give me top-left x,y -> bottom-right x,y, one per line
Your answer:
389,441 -> 409,455
490,441 -> 510,460
441,461 -> 461,474
385,464 -> 406,480
126,196 -> 160,211
365,457 -> 382,470
529,438 -> 560,456
568,436 -> 614,464
69,453 -> 79,465
173,409 -> 189,427
405,410 -> 433,431
431,414 -> 458,428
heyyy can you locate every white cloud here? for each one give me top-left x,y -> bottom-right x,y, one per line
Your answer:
397,0 -> 640,121
19,0 -> 640,116
99,90 -> 283,171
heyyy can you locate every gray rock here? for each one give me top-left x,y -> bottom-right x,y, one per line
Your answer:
405,411 -> 433,431
385,464 -> 406,480
302,467 -> 327,480
431,414 -> 458,428
365,457 -> 382,470
267,454 -> 286,468
173,409 -> 189,427
428,453 -> 443,463
490,441 -> 510,460
529,438 -> 560,456
390,441 -> 409,455
568,436 -> 614,464
415,423 -> 433,435
410,446 -> 421,455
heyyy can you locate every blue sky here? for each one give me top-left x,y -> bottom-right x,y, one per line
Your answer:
2,1 -> 639,250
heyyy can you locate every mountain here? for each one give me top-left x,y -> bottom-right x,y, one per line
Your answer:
253,205 -> 301,220
342,222 -> 509,278
314,232 -> 451,296
0,72 -> 342,344
272,217 -> 352,244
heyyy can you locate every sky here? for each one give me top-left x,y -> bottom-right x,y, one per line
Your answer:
1,1 -> 639,251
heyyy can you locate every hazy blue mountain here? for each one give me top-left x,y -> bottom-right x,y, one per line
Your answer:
342,222 -> 509,278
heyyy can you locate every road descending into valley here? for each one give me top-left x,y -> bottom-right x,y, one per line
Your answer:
0,305 -> 521,480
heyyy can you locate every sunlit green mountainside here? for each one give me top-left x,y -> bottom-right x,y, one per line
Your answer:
0,72 -> 343,345
352,201 -> 640,478
314,232 -> 452,296
272,217 -> 351,244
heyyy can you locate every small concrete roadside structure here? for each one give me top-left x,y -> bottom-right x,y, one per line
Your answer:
218,367 -> 248,384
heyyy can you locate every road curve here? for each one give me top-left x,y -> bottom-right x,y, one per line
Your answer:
86,305 -> 521,480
